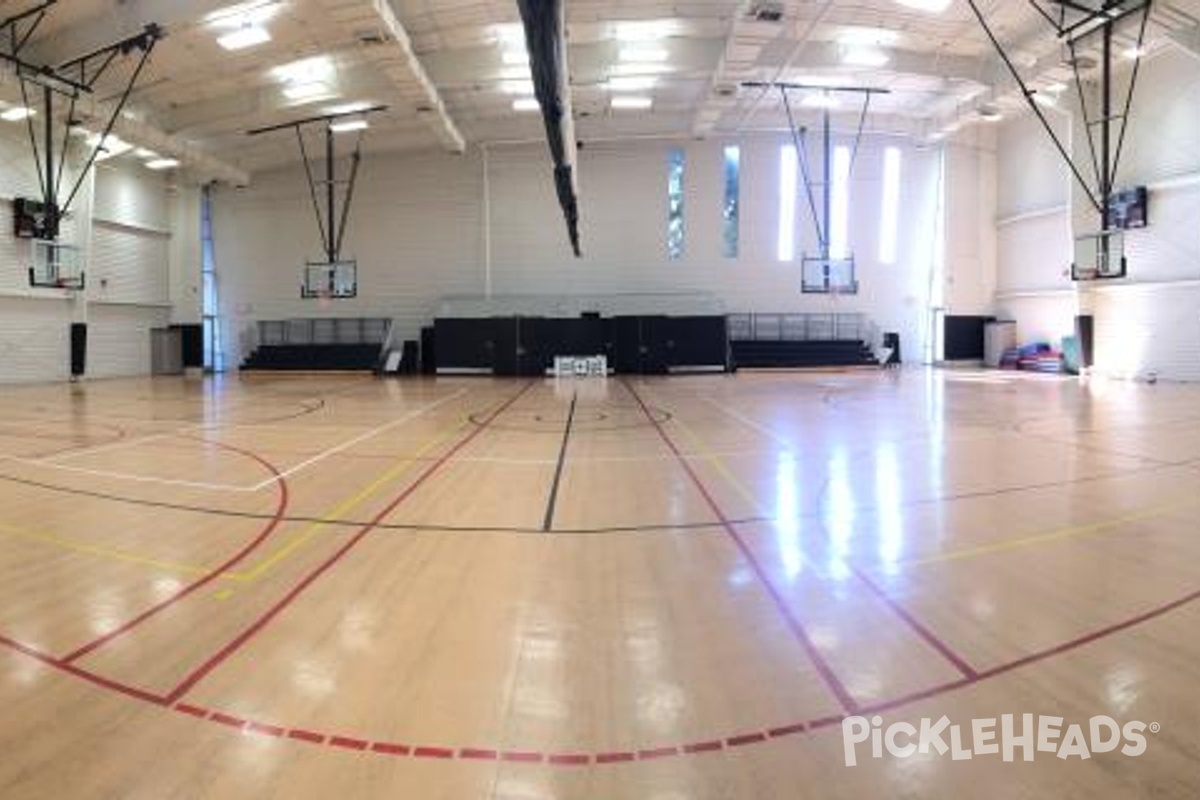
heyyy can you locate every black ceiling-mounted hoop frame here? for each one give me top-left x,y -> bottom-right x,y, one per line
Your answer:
248,106 -> 387,272
0,2 -> 164,245
966,0 -> 1152,242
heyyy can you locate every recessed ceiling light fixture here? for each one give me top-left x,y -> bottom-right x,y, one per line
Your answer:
329,117 -> 369,132
611,96 -> 653,110
0,106 -> 34,121
512,97 -> 540,112
608,75 -> 657,91
841,46 -> 890,67
146,158 -> 181,170
217,24 -> 271,51
1122,44 -> 1146,59
620,47 -> 668,62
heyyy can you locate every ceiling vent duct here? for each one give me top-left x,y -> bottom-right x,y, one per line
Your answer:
748,1 -> 786,23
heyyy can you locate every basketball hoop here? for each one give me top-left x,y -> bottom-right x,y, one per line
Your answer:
317,288 -> 333,310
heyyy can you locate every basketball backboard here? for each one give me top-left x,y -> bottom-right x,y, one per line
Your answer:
301,260 -> 357,299
29,240 -> 84,290
1072,230 -> 1126,281
802,255 -> 858,294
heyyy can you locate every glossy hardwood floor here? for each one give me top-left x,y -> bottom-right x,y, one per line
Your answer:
0,369 -> 1197,799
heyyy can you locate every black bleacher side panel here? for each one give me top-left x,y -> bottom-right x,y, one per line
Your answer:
943,315 -> 994,361
420,326 -> 436,374
491,317 -> 520,376
434,318 -> 495,371
70,322 -> 87,376
640,316 -> 670,374
667,316 -> 728,369
613,316 -> 641,374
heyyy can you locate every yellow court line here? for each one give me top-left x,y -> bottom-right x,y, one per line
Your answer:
644,385 -> 1200,572
900,496 -> 1198,568
222,409 -> 486,583
638,386 -> 772,519
0,521 -> 211,577
0,396 -> 491,584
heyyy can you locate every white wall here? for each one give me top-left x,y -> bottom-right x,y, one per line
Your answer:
995,46 -> 1200,381
213,130 -> 992,366
0,126 -> 181,383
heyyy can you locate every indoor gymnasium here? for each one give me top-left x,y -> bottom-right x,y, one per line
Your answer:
0,0 -> 1198,797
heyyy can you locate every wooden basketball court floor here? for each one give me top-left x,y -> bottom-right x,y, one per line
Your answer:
0,370 -> 1197,798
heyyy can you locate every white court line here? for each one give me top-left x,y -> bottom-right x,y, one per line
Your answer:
3,389 -> 470,493
702,397 -> 797,449
243,389 -> 469,490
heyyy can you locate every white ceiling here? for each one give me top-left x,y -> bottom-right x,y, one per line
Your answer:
0,0 -> 1196,178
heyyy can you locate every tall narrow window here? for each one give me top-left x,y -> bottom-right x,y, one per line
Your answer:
667,148 -> 685,260
778,145 -> 797,262
722,145 -> 740,258
830,145 -> 852,259
879,146 -> 902,264
201,186 -> 224,372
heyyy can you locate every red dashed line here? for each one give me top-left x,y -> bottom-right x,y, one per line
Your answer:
682,740 -> 724,754
459,748 -> 498,761
247,722 -> 285,738
768,723 -> 806,738
413,746 -> 455,759
175,703 -> 208,719
637,746 -> 679,760
329,736 -> 369,751
501,751 -> 542,763
548,754 -> 590,766
371,742 -> 411,756
287,729 -> 325,744
210,712 -> 245,729
726,732 -> 767,747
596,752 -> 636,764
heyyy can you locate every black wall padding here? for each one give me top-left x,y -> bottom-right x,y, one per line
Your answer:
434,318 -> 495,370
944,315 -> 994,361
667,316 -> 729,369
420,326 -> 436,374
70,322 -> 87,376
1075,315 -> 1094,368
174,324 -> 204,368
435,315 -> 728,375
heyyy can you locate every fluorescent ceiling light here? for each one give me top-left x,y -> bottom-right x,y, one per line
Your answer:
512,97 -> 540,112
841,46 -> 890,67
134,148 -> 159,159
611,96 -> 653,110
616,21 -> 671,42
801,94 -> 840,109
608,75 -> 657,91
272,56 -> 334,84
610,62 -> 671,76
325,101 -> 373,115
0,106 -> 34,121
329,118 -> 369,132
620,47 -> 668,62
1043,81 -> 1068,93
1032,91 -> 1057,107
206,0 -> 281,27
1123,45 -> 1146,59
283,81 -> 334,101
146,158 -> 181,170
838,27 -> 899,47
90,135 -> 133,160
217,24 -> 270,50
501,79 -> 535,94
895,0 -> 952,11
502,50 -> 529,65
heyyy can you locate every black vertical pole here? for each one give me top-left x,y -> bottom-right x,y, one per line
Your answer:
1101,21 -> 1112,227
43,85 -> 54,233
324,124 -> 336,264
822,105 -> 833,290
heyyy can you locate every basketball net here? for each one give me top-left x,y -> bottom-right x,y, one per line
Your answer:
317,288 -> 333,311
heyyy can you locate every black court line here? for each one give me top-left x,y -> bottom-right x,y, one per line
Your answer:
542,390 -> 578,532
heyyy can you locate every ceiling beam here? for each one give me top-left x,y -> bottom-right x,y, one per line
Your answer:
314,0 -> 465,153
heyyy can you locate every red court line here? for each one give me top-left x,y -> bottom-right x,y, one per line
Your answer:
3,575 -> 1200,766
162,383 -> 534,705
849,564 -> 979,680
621,379 -> 859,714
60,440 -> 291,664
